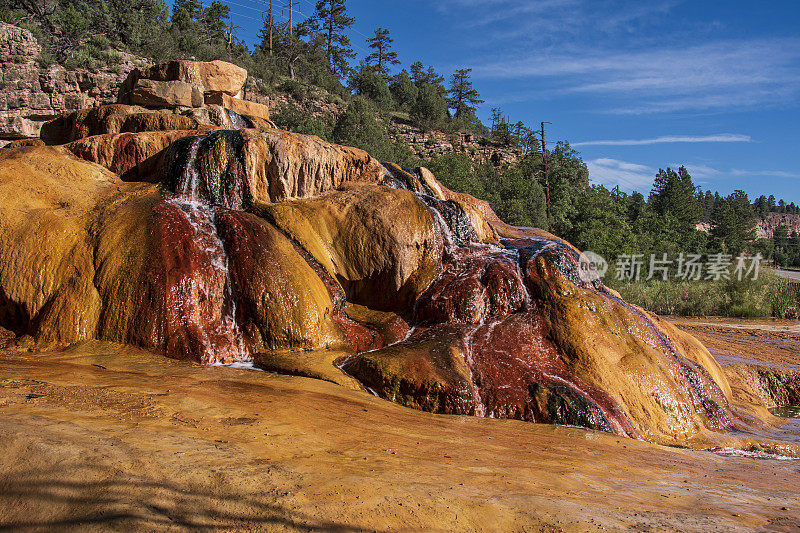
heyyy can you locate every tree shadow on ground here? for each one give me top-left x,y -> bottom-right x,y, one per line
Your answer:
0,464 -> 382,532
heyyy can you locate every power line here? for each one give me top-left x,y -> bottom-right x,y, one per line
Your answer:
221,0 -> 377,58
277,0 -> 372,54
219,0 -> 265,13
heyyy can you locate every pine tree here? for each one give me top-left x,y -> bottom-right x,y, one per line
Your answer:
710,190 -> 756,253
409,61 -> 446,95
171,0 -> 204,30
257,17 -> 311,80
411,83 -> 448,130
201,1 -> 230,44
649,166 -> 700,235
774,224 -> 790,266
490,108 -> 503,134
313,0 -> 355,77
447,68 -> 484,120
109,0 -> 169,50
349,62 -> 392,108
791,231 -> 800,266
365,27 -> 399,79
701,190 -> 716,222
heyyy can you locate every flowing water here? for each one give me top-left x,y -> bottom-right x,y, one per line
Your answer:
168,137 -> 250,364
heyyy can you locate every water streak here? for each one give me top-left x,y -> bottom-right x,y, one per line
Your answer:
169,138 -> 250,363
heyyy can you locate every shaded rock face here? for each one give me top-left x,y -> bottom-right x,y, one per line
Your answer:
204,92 -> 271,122
0,325 -> 14,348
0,103 -> 760,447
130,79 -> 204,108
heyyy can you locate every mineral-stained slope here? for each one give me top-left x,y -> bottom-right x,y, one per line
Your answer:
0,109 -> 791,449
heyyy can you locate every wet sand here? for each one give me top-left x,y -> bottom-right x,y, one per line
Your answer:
1,340 -> 799,532
671,317 -> 800,368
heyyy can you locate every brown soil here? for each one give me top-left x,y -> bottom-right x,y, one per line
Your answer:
1,340 -> 800,532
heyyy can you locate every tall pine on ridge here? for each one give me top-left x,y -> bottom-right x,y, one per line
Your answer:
366,27 -> 399,79
448,68 -> 483,120
313,0 -> 355,77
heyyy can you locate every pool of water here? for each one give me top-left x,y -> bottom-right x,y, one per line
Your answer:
770,405 -> 800,418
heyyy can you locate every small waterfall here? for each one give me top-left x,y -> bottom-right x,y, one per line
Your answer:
382,165 -> 477,249
167,138 -> 250,363
225,108 -> 250,130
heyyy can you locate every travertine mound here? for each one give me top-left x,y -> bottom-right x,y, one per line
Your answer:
0,88 -> 786,450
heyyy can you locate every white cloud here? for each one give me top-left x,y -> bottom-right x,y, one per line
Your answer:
573,134 -> 751,147
587,158 -> 800,192
672,164 -> 721,180
731,169 -> 800,179
470,37 -> 800,114
437,0 -> 680,40
674,164 -> 800,181
586,158 -> 655,190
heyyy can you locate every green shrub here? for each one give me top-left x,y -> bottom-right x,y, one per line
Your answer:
271,102 -> 333,141
410,83 -> 448,131
36,50 -> 56,68
425,153 -> 547,228
279,78 -> 308,100
389,69 -> 418,108
333,96 -> 415,164
349,64 -> 393,109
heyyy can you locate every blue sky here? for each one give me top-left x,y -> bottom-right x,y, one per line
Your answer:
222,0 -> 799,201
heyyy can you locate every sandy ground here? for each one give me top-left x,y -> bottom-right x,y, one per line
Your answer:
1,339 -> 799,532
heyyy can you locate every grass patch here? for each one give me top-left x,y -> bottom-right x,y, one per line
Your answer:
606,270 -> 800,319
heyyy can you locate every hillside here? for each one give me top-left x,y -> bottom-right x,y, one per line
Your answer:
757,212 -> 800,239
0,22 -> 521,168
0,23 -> 146,141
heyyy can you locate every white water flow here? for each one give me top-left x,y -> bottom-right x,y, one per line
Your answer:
169,138 -> 250,363
226,108 -> 249,130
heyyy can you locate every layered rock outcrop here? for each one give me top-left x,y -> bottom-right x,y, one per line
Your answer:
0,24 -> 271,144
0,23 -> 144,143
118,59 -> 270,123
756,212 -> 800,240
0,63 -> 791,453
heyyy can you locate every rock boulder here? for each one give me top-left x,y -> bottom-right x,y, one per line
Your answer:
136,60 -> 247,96
130,79 -> 203,108
204,92 -> 271,121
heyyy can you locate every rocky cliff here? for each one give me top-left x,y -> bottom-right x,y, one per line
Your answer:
757,212 -> 800,239
1,23 -> 521,167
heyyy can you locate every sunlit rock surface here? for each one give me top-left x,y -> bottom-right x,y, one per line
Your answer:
0,106 -> 794,450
